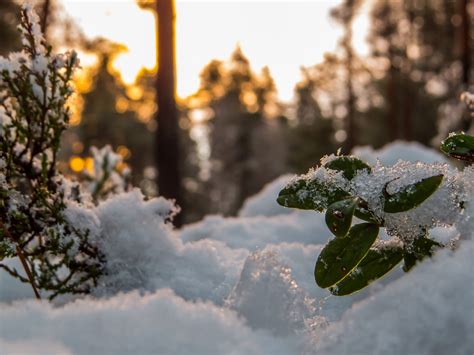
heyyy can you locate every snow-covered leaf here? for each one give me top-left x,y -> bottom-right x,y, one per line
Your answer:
323,156 -> 371,180
383,174 -> 443,213
277,178 -> 349,212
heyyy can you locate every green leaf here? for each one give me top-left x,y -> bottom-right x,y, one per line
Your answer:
325,198 -> 356,237
315,223 -> 379,288
277,177 -> 349,211
324,156 -> 371,180
353,198 -> 379,224
403,234 -> 442,272
440,133 -> 474,163
383,174 -> 443,213
330,245 -> 403,296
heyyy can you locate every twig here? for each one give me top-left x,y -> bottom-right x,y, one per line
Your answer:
0,221 -> 41,299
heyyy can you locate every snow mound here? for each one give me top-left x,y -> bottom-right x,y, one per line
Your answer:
179,212 -> 328,249
0,289 -> 300,355
94,189 -> 247,303
226,249 -> 317,336
0,338 -> 72,355
352,141 -> 449,166
314,241 -> 474,355
239,175 -> 294,217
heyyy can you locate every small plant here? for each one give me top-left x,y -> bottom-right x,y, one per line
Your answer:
0,5 -> 104,299
277,134 -> 471,296
80,145 -> 131,203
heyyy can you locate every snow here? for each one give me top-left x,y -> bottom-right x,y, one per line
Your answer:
180,212 -> 329,249
352,140 -> 449,166
93,190 -> 246,303
0,141 -> 473,354
0,289 -> 300,355
226,249 -> 317,336
350,160 -> 462,241
0,338 -> 72,355
0,258 -> 35,303
239,174 -> 295,217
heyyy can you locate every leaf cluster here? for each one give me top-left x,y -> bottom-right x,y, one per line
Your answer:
277,155 -> 447,295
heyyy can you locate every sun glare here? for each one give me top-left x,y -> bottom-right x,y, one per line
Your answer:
60,0 -> 370,101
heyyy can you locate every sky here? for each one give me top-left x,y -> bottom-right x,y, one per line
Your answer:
60,0 -> 370,102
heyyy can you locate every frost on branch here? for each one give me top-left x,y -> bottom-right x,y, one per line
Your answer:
0,5 -> 104,299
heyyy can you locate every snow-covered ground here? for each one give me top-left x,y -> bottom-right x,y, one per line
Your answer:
0,142 -> 473,355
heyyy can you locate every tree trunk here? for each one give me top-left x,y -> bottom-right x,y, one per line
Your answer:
155,0 -> 182,226
403,85 -> 412,141
344,28 -> 356,153
460,0 -> 471,86
41,0 -> 51,39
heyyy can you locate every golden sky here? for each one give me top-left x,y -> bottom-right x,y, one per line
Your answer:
60,0 -> 369,101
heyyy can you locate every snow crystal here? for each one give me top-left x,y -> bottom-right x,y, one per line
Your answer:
349,160 -> 466,243
226,249 -> 317,336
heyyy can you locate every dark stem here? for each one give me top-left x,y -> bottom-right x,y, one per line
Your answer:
0,221 -> 41,299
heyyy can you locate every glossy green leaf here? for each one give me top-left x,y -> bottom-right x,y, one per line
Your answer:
277,177 -> 349,211
325,198 -> 356,237
440,133 -> 474,163
403,235 -> 442,272
383,174 -> 443,213
330,245 -> 403,296
324,156 -> 371,180
315,223 -> 379,288
353,198 -> 380,224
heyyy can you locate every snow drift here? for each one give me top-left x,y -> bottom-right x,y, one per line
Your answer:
0,141 -> 472,355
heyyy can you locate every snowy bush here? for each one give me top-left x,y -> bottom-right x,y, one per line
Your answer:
278,133 -> 473,295
0,5 -> 104,299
